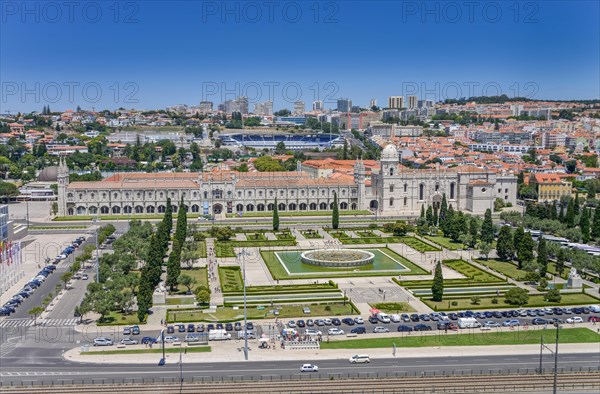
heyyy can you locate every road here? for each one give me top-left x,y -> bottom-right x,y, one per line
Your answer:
0,353 -> 598,386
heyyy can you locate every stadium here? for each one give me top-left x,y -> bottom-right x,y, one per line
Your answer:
219,133 -> 344,150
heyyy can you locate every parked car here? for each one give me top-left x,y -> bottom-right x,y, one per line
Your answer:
297,319 -> 306,328
397,325 -> 413,332
373,326 -> 389,333
350,326 -> 366,334
132,325 -> 140,335
414,324 -> 432,331
120,338 -> 138,345
368,316 -> 378,324
141,337 -> 157,345
300,364 -> 319,372
93,337 -> 113,346
177,324 -> 186,332
354,316 -> 364,324
532,318 -> 548,325
410,314 -> 420,322
306,319 -> 315,327
483,321 -> 500,328
187,324 -> 196,332
341,318 -> 355,326
328,327 -> 344,336
225,323 -> 234,331
197,324 -> 206,332
315,319 -> 325,326
566,316 -> 583,324
324,318 -> 332,325
167,325 -> 175,334
304,328 -> 322,336
331,318 -> 341,326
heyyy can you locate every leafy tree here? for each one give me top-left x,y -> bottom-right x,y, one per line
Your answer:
558,203 -> 565,222
470,296 -> 481,305
431,261 -> 444,302
195,286 -> 211,304
504,288 -> 529,306
332,192 -> 339,229
61,272 -> 73,289
480,208 -> 495,244
544,289 -> 561,303
516,229 -> 535,269
496,226 -> 515,261
177,274 -> 197,294
448,211 -> 466,242
28,306 -> 44,325
391,220 -> 413,236
273,197 -> 279,231
478,242 -> 492,260
441,204 -> 455,237
0,181 -> 19,202
537,237 -> 548,277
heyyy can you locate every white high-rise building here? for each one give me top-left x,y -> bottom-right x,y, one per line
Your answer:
254,100 -> 273,115
294,101 -> 305,115
388,96 -> 404,109
407,95 -> 418,109
369,99 -> 377,108
312,100 -> 324,111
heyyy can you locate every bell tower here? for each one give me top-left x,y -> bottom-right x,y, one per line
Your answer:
57,155 -> 69,216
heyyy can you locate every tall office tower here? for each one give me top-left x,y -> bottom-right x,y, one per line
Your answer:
407,95 -> 418,109
294,101 -> 305,114
199,101 -> 213,112
388,96 -> 404,109
313,100 -> 324,111
369,98 -> 377,108
232,96 -> 249,114
254,100 -> 273,115
337,98 -> 352,113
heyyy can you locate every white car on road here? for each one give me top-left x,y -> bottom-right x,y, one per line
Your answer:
300,364 -> 319,372
93,337 -> 113,346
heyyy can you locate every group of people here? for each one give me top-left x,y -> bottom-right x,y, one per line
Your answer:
206,247 -> 221,293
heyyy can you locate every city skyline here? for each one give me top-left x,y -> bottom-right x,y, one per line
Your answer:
1,1 -> 598,112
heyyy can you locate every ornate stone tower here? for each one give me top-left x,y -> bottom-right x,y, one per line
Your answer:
57,155 -> 68,216
354,157 -> 366,209
380,144 -> 399,178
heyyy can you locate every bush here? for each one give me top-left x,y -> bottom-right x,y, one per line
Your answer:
544,289 -> 562,303
324,305 -> 331,311
505,287 -> 529,306
470,296 -> 481,305
451,301 -> 458,306
368,223 -> 378,229
491,298 -> 498,304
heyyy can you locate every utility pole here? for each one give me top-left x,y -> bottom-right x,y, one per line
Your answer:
553,323 -> 560,394
241,249 -> 249,360
93,218 -> 100,282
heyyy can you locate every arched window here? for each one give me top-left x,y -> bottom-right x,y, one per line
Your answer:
390,184 -> 394,193
340,202 -> 348,210
419,184 -> 424,200
113,193 -> 118,199
67,193 -> 74,199
246,204 -> 254,212
147,206 -> 155,213
236,204 -> 244,212
204,191 -> 208,199
267,203 -> 274,211
257,204 -> 265,211
112,206 -> 121,214
404,197 -> 408,206
390,197 -> 394,207
289,203 -> 297,211
278,203 -> 286,211
191,205 -> 199,213
309,203 -> 317,210
89,206 -> 98,214
100,206 -> 109,214
319,202 -> 327,210
157,205 -> 165,213
390,167 -> 394,176
450,182 -> 455,199
77,206 -> 86,215
135,205 -> 143,213
404,183 -> 408,193
123,206 -> 132,214
299,203 -> 307,211
351,203 -> 357,210
435,183 -> 440,192
68,208 -> 74,215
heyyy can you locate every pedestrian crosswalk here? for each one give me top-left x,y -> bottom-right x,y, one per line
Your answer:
0,318 -> 79,328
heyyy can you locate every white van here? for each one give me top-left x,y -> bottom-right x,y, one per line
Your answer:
349,354 -> 371,364
457,317 -> 481,329
589,305 -> 600,313
376,313 -> 390,323
208,329 -> 231,341
389,314 -> 400,323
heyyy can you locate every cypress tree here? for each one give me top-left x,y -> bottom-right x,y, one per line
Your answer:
591,208 -> 600,240
537,237 -> 548,278
551,200 -> 558,220
175,197 -> 187,244
513,226 -> 525,268
558,203 -> 565,222
273,197 -> 279,231
420,205 -> 425,219
469,217 -> 478,248
580,207 -> 590,243
165,198 -> 173,234
574,193 -> 580,215
432,206 -> 438,227
332,192 -> 339,229
166,238 -> 181,292
431,261 -> 444,302
426,205 -> 433,226
517,232 -> 535,270
439,193 -> 448,226
565,198 -> 575,227
480,208 -> 495,244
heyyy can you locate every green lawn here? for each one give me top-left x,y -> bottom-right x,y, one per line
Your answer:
338,236 -> 440,253
174,268 -> 208,295
444,259 -> 503,283
219,266 -> 243,292
399,237 -> 441,252
424,235 -> 464,250
86,346 -> 211,355
369,302 -> 415,313
215,242 -> 236,257
97,311 -> 142,326
319,328 -> 599,349
244,232 -> 268,241
166,297 -> 197,305
198,240 -> 207,258
167,302 -> 358,322
476,259 -> 527,280
261,247 -> 428,280
422,292 -> 600,311
275,232 -> 295,240
302,230 -> 323,239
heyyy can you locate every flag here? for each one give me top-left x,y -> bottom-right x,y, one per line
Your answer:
8,241 -> 13,265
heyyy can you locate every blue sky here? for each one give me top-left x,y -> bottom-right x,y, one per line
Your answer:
1,0 -> 598,112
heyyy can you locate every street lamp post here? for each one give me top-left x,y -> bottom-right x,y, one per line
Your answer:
93,218 -> 100,282
238,249 -> 249,360
553,323 -> 560,394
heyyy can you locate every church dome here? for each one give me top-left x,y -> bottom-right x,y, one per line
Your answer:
38,166 -> 58,182
381,144 -> 399,161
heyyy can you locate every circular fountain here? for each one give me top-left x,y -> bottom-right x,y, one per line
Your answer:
300,249 -> 374,268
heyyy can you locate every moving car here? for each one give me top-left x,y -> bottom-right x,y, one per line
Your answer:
414,324 -> 432,331
93,337 -> 113,346
349,355 -> 370,363
160,336 -> 180,343
397,325 -> 413,332
300,364 -> 319,372
588,316 -> 600,323
502,319 -> 520,327
483,321 -> 500,328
